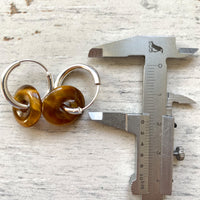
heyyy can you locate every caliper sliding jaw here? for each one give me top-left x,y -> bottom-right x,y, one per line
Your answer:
88,36 -> 198,200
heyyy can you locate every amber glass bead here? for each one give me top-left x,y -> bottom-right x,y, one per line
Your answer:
12,85 -> 42,127
42,85 -> 85,125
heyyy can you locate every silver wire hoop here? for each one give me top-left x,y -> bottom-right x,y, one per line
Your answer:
54,64 -> 100,115
1,59 -> 54,109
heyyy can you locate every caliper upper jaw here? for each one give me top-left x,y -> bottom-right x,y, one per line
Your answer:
88,36 -> 145,57
177,48 -> 198,57
166,92 -> 195,116
88,36 -> 198,58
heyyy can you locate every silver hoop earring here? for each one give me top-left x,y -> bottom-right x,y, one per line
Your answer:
1,59 -> 53,127
42,64 -> 100,125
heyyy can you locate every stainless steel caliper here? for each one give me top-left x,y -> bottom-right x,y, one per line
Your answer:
88,36 -> 198,200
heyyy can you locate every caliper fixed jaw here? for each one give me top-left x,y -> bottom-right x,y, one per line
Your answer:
88,36 -> 198,58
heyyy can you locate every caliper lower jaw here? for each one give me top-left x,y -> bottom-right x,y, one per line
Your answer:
89,112 -> 151,195
89,112 -> 175,199
89,91 -> 195,200
88,96 -> 195,200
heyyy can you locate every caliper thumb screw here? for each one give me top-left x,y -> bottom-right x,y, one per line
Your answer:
173,146 -> 185,161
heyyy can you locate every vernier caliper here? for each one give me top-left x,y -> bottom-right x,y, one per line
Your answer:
88,36 -> 198,200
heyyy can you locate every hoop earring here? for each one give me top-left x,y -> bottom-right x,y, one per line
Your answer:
42,64 -> 100,125
1,59 -> 54,127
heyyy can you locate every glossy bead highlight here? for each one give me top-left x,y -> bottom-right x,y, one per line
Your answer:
12,85 -> 42,127
42,85 -> 85,125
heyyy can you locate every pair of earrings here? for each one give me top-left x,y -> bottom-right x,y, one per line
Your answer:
1,59 -> 100,127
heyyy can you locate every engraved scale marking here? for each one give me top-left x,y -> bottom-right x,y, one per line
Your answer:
143,60 -> 167,200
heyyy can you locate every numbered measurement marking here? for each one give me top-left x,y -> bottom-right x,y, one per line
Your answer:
131,114 -> 149,195
137,115 -> 149,193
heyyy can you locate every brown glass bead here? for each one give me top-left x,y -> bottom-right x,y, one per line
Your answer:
42,85 -> 85,125
12,85 -> 42,127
